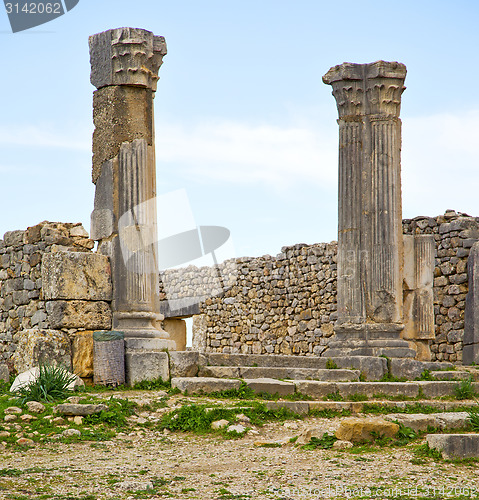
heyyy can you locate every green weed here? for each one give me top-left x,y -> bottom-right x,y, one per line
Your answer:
325,359 -> 338,370
455,377 -> 476,400
15,364 -> 78,403
302,432 -> 337,450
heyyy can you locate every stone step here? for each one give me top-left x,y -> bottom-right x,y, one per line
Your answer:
171,376 -> 479,399
172,352 -> 461,382
171,377 -> 295,396
430,370 -> 479,381
201,353 -> 387,380
384,412 -> 471,432
427,434 -> 479,460
198,365 -> 360,382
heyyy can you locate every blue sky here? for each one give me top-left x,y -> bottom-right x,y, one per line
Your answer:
1,0 -> 479,260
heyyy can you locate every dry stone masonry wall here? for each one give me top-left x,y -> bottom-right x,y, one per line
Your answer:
160,211 -> 479,363
403,210 -> 479,362
0,221 -> 112,375
160,243 -> 338,356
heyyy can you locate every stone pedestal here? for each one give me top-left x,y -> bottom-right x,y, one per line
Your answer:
89,28 -> 176,383
323,61 -> 415,358
464,242 -> 479,364
403,235 -> 435,360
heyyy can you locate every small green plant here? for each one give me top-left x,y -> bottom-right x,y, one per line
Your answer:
454,377 -> 476,400
348,393 -> 368,402
83,398 -> 136,429
326,359 -> 338,370
413,443 -> 443,461
324,390 -> 343,401
468,408 -> 479,430
302,432 -> 337,450
416,369 -> 435,381
208,381 -> 256,400
394,424 -> 418,446
15,364 -> 78,403
131,377 -> 171,391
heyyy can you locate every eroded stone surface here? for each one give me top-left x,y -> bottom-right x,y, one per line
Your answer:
42,252 -> 112,301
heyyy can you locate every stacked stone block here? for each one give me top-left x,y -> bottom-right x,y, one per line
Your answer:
0,221 -> 112,375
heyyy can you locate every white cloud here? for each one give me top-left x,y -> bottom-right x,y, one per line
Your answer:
0,124 -> 90,151
157,111 -> 479,218
156,120 -> 338,190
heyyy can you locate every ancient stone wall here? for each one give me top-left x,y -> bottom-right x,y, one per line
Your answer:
160,243 -> 338,356
0,221 -> 112,375
160,211 -> 479,363
403,210 -> 479,362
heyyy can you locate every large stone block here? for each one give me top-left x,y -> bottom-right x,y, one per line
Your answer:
169,351 -> 199,378
171,377 -> 241,394
244,378 -> 295,396
125,350 -> 169,386
335,417 -> 399,443
426,434 -> 479,460
42,252 -> 112,301
162,319 -> 187,351
13,329 -> 72,373
46,300 -> 112,330
72,331 -> 94,378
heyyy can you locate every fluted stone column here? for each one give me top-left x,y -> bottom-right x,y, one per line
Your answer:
323,61 -> 415,357
89,28 -> 175,382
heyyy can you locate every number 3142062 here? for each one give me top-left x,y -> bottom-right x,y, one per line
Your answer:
5,3 -> 62,14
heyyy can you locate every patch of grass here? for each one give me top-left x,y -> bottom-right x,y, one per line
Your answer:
379,374 -> 404,382
455,377 -> 476,400
15,364 -> 78,403
348,393 -> 368,402
208,381 -> 256,400
83,397 -> 136,430
467,408 -> 479,430
159,401 -> 301,435
413,443 -> 443,461
131,377 -> 171,391
324,390 -> 343,401
302,432 -> 337,450
416,369 -> 436,381
326,359 -> 338,370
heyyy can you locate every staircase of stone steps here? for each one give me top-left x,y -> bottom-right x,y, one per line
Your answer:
167,352 -> 479,401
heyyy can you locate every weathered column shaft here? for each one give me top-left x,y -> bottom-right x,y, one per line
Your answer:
337,120 -> 364,323
324,61 -> 406,328
89,27 -> 175,348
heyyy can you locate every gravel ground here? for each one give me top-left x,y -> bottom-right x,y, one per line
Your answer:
1,392 -> 479,500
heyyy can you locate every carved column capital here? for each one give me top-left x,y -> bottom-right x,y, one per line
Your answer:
323,61 -> 406,118
89,27 -> 167,91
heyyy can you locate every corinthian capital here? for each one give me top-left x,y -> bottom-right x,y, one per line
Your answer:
323,61 -> 406,118
89,27 -> 167,91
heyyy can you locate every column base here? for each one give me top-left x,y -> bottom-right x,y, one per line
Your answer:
113,311 -> 175,341
124,337 -> 175,386
325,322 -> 416,358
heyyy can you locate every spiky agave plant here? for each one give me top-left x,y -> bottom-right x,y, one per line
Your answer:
16,364 -> 78,403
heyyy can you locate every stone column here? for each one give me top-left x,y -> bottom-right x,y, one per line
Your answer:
323,61 -> 415,357
89,28 -> 175,381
